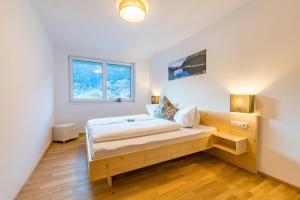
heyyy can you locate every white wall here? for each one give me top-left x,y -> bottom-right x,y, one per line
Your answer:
150,0 -> 300,187
0,0 -> 54,199
54,47 -> 151,131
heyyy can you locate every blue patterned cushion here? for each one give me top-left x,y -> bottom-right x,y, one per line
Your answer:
154,96 -> 178,120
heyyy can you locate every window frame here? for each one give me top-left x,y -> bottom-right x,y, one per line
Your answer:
69,55 -> 135,103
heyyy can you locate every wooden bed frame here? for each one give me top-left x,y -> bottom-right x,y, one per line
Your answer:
86,111 -> 259,186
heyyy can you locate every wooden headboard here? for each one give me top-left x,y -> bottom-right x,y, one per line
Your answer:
199,110 -> 259,173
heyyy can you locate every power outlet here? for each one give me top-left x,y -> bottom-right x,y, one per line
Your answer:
231,120 -> 248,129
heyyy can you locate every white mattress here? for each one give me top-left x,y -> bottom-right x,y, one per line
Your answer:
87,125 -> 217,160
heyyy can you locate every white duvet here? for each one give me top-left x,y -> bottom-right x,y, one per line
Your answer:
87,114 -> 154,127
89,117 -> 181,143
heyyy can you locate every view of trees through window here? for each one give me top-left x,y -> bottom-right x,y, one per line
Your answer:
106,63 -> 131,100
72,60 -> 103,100
71,58 -> 133,101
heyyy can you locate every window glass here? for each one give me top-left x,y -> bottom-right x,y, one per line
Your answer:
106,64 -> 132,100
72,60 -> 103,100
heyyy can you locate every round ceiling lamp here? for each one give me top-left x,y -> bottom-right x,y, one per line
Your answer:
118,0 -> 147,23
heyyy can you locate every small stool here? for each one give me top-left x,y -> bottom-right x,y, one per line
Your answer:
52,123 -> 79,143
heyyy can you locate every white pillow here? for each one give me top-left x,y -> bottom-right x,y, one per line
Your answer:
146,104 -> 159,117
174,106 -> 200,128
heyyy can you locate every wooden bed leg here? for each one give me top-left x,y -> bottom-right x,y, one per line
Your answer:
107,176 -> 112,187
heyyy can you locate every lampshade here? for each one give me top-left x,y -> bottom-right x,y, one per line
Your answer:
230,95 -> 255,113
151,96 -> 160,104
119,0 -> 146,23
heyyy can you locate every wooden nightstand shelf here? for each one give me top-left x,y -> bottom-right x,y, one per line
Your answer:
211,132 -> 247,155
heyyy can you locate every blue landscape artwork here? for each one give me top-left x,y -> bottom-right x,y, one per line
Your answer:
168,50 -> 206,81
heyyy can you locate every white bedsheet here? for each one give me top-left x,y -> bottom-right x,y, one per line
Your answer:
87,125 -> 217,159
90,118 -> 181,143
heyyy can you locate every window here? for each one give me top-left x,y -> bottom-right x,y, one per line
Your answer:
69,56 -> 134,102
106,63 -> 132,100
72,59 -> 103,100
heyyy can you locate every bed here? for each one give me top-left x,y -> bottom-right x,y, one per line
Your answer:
85,114 -> 217,186
85,111 -> 259,186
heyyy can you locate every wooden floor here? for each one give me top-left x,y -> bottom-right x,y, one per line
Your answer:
17,135 -> 300,200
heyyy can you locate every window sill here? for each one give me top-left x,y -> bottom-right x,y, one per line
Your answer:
68,100 -> 135,105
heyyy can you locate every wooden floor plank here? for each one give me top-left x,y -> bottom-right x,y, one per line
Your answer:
17,135 -> 300,200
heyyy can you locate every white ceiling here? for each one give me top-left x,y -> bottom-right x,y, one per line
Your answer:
32,0 -> 251,59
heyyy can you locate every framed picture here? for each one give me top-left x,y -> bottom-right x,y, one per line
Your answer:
168,50 -> 206,81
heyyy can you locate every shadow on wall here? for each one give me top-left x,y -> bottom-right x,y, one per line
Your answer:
164,75 -> 229,111
255,65 -> 300,187
256,96 -> 278,119
259,146 -> 300,187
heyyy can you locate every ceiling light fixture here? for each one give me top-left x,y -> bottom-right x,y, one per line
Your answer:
118,0 -> 147,23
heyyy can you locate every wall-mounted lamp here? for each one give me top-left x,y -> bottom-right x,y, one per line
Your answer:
151,96 -> 160,104
230,95 -> 255,113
